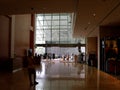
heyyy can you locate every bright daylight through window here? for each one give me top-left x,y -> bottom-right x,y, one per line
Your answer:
35,13 -> 85,55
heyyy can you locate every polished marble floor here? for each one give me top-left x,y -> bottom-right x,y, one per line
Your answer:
0,59 -> 120,90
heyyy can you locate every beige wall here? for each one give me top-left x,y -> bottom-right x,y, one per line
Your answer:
14,15 -> 31,57
86,37 -> 97,55
11,14 -> 31,70
86,37 -> 98,67
0,14 -> 31,71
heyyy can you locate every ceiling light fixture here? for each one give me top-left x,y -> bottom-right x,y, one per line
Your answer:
93,13 -> 96,17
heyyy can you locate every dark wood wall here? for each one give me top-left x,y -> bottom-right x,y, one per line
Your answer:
0,15 -> 12,71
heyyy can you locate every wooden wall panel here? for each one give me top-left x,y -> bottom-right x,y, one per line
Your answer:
13,15 -> 31,70
0,15 -> 12,71
87,37 -> 97,54
0,16 -> 10,58
100,26 -> 120,38
14,15 -> 31,57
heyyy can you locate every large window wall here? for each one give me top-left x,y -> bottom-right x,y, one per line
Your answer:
35,13 -> 80,44
35,13 -> 85,55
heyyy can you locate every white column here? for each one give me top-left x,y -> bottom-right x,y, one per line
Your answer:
98,30 -> 100,70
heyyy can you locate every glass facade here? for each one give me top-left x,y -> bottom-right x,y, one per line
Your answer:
35,13 -> 85,54
35,13 -> 81,45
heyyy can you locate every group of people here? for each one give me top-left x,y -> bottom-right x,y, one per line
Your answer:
34,53 -> 42,65
26,52 -> 84,86
62,53 -> 84,63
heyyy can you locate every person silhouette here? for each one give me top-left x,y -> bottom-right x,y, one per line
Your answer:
27,55 -> 38,86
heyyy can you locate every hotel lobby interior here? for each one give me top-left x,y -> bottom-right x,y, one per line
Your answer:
1,0 -> 120,90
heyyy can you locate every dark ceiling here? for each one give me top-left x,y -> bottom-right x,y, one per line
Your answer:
0,0 -> 120,38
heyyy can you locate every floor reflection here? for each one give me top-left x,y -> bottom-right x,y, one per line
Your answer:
36,59 -> 86,79
1,58 -> 120,90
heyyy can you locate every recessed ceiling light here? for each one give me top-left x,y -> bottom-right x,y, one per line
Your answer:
93,13 -> 96,17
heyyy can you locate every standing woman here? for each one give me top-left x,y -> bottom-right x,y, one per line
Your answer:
27,55 -> 38,86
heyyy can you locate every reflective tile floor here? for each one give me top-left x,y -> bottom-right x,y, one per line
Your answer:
0,59 -> 120,90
